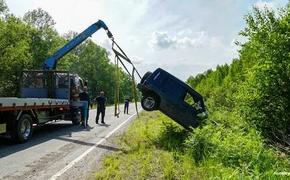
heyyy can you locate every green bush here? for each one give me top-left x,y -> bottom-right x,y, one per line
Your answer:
236,5 -> 290,141
185,110 -> 289,178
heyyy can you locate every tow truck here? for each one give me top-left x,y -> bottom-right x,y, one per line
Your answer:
0,20 -> 113,143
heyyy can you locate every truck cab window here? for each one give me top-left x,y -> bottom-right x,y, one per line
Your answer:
55,73 -> 69,89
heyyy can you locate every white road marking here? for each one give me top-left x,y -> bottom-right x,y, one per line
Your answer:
49,113 -> 137,180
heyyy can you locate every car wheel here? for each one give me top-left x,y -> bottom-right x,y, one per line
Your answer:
13,114 -> 33,143
141,94 -> 159,111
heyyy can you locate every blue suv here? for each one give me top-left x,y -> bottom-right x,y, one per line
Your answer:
137,68 -> 207,129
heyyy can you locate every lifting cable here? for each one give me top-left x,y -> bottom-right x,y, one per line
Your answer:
111,38 -> 141,117
131,68 -> 139,117
114,54 -> 120,117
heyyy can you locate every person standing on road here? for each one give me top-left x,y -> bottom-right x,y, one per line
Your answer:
79,86 -> 90,127
124,98 -> 129,114
95,91 -> 107,124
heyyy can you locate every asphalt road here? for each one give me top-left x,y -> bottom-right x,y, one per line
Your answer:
0,103 -> 141,180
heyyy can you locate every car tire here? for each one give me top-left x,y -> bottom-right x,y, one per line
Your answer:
141,94 -> 159,111
12,114 -> 33,143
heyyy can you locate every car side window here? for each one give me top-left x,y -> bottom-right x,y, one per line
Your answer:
184,92 -> 194,105
184,91 -> 201,110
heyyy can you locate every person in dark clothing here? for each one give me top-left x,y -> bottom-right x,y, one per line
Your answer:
124,98 -> 129,114
79,86 -> 90,127
95,91 -> 106,124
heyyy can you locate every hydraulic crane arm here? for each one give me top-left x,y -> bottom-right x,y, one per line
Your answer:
43,20 -> 113,70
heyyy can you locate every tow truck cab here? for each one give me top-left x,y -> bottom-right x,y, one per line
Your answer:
137,68 -> 207,129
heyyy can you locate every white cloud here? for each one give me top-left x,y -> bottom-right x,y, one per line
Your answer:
254,0 -> 276,10
177,36 -> 203,48
148,31 -> 176,49
100,39 -> 112,51
148,30 -> 224,50
131,56 -> 143,65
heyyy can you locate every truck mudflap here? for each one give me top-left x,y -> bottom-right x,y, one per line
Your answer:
0,123 -> 6,134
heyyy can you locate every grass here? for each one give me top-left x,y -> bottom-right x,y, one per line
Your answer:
94,110 -> 290,179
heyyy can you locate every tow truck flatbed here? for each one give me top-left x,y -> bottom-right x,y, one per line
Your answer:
0,97 -> 69,112
0,97 -> 76,142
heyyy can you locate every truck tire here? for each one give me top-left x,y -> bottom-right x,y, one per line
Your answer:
12,114 -> 33,143
71,108 -> 81,125
72,117 -> 81,125
141,94 -> 160,111
71,112 -> 81,125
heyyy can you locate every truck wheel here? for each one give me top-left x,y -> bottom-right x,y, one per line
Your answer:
141,94 -> 159,111
70,107 -> 81,125
13,114 -> 33,143
71,109 -> 81,125
72,117 -> 81,125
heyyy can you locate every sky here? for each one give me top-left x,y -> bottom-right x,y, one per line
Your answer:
5,0 -> 289,80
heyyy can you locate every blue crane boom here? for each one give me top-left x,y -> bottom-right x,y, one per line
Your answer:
43,20 -> 113,70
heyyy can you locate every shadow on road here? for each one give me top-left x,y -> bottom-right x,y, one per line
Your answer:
55,136 -> 96,147
0,122 -> 85,158
96,144 -> 121,152
97,123 -> 111,127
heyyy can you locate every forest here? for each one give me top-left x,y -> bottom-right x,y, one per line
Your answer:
187,4 -> 290,144
0,0 -> 132,104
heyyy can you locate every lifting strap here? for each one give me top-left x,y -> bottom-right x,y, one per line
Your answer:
131,68 -> 139,117
114,54 -> 120,117
111,39 -> 141,79
111,39 -> 141,117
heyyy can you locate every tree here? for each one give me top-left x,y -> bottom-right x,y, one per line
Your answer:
187,4 -> 290,142
237,5 -> 290,140
0,0 -> 8,15
22,8 -> 61,69
23,8 -> 55,29
0,15 -> 34,96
